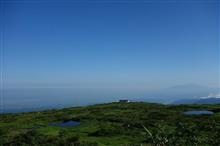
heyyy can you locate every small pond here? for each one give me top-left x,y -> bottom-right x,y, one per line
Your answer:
49,121 -> 80,128
184,110 -> 214,115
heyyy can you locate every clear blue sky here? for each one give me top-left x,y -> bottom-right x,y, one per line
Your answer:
2,0 -> 220,90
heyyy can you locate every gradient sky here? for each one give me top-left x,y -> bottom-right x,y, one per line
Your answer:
1,0 -> 220,90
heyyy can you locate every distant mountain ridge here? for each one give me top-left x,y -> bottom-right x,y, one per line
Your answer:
140,84 -> 220,104
150,84 -> 219,99
164,84 -> 219,96
172,97 -> 220,105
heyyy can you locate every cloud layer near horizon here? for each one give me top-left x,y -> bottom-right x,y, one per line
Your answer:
200,93 -> 220,99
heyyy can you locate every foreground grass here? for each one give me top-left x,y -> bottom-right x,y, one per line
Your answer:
1,102 -> 220,146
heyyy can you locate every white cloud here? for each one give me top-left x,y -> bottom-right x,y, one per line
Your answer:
200,93 -> 220,99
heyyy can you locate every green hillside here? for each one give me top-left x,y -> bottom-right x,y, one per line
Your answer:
1,102 -> 220,146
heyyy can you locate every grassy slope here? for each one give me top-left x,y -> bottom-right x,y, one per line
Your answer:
1,102 -> 220,146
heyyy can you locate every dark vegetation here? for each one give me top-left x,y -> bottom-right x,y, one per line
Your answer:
0,102 -> 220,146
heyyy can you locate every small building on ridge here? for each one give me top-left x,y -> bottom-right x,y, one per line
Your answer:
119,99 -> 130,103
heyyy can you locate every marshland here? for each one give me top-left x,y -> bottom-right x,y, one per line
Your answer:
1,102 -> 220,146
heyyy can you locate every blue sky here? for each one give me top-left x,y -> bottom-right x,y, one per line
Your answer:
2,0 -> 220,90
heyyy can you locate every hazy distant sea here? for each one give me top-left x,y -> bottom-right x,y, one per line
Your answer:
1,87 -> 148,114
0,88 -> 123,114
